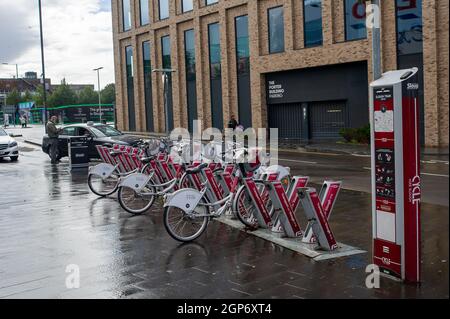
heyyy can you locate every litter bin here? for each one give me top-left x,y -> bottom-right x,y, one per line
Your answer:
68,136 -> 89,170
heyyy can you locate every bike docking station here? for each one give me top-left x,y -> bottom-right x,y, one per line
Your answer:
68,136 -> 90,171
217,173 -> 366,261
370,68 -> 421,283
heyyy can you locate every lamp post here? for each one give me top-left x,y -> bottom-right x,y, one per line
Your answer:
38,0 -> 47,127
1,63 -> 19,79
93,67 -> 104,123
152,68 -> 176,135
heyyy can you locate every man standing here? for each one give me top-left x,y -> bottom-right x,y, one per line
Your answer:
46,115 -> 62,164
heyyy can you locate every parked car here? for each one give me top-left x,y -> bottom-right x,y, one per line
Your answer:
0,128 -> 19,161
42,123 -> 143,160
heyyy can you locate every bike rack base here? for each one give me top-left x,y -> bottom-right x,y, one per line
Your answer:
216,216 -> 366,261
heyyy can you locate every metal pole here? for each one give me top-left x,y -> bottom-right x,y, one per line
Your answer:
163,72 -> 169,135
97,69 -> 102,123
15,64 -> 18,79
371,0 -> 382,81
38,0 -> 47,127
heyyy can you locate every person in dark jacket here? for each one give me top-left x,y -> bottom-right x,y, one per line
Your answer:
46,115 -> 62,164
227,114 -> 238,130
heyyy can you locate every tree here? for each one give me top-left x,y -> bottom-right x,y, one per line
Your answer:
22,90 -> 34,103
6,90 -> 21,106
47,79 -> 77,108
77,86 -> 98,105
101,83 -> 115,104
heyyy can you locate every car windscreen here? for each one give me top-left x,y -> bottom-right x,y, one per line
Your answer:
0,129 -> 7,136
94,125 -> 122,137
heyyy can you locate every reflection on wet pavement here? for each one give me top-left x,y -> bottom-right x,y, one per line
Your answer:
0,143 -> 448,299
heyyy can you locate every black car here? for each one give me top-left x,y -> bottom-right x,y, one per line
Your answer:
42,123 -> 143,160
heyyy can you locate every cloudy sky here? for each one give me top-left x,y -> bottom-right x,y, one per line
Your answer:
0,0 -> 114,89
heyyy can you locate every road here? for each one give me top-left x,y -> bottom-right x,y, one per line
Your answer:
5,125 -> 449,206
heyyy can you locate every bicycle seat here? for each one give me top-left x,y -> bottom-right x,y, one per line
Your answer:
185,163 -> 208,175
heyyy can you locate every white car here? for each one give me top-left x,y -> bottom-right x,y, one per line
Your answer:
0,128 -> 19,161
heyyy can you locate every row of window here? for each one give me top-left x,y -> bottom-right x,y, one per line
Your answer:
268,0 -> 368,54
123,0 -> 423,131
124,14 -> 250,131
123,0 -> 219,31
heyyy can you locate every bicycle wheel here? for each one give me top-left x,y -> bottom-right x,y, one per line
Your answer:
88,173 -> 119,197
163,199 -> 209,242
118,183 -> 156,215
234,181 -> 273,228
178,173 -> 195,189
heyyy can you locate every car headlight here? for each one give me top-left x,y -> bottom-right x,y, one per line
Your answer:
9,141 -> 17,148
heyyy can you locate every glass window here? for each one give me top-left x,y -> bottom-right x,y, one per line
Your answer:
159,0 -> 169,20
140,0 -> 149,26
125,46 -> 136,131
208,23 -> 223,130
182,0 -> 194,12
161,36 -> 171,68
236,15 -> 250,75
184,29 -> 197,132
235,15 -> 252,129
206,0 -> 218,5
396,0 -> 423,56
94,125 -> 122,136
268,6 -> 285,54
345,0 -> 367,41
142,41 -> 154,131
62,127 -> 76,136
122,0 -> 131,31
303,0 -> 323,47
0,129 -> 7,136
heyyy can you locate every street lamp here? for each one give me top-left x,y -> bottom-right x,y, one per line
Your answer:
152,68 -> 176,134
93,67 -> 104,123
1,63 -> 19,79
38,0 -> 48,127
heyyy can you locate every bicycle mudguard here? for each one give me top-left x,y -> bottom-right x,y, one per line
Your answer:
89,163 -> 116,179
164,188 -> 204,214
119,173 -> 152,192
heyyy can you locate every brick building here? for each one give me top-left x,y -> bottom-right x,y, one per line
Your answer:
111,0 -> 448,148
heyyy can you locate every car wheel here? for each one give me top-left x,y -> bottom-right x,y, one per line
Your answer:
10,156 -> 18,161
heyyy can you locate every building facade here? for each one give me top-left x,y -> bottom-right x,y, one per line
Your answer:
111,0 -> 449,148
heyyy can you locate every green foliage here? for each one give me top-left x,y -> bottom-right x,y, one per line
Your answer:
100,83 -> 115,105
6,89 -> 21,106
77,86 -> 98,105
339,124 -> 371,144
47,79 -> 77,108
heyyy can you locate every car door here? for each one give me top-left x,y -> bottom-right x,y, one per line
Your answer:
80,127 -> 98,159
59,127 -> 77,156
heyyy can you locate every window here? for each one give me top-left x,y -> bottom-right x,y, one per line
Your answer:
161,36 -> 174,131
345,0 -> 367,41
182,0 -> 194,12
208,23 -> 223,129
143,41 -> 154,131
62,127 -> 76,136
206,0 -> 218,5
140,0 -> 149,26
303,0 -> 323,47
235,15 -> 252,128
268,6 -> 285,53
122,0 -> 131,31
159,0 -> 169,20
396,0 -> 423,56
125,46 -> 136,131
184,29 -> 197,132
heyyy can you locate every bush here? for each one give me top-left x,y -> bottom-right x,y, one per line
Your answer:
339,125 -> 370,144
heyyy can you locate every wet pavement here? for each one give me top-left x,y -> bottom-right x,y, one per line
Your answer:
0,135 -> 448,298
